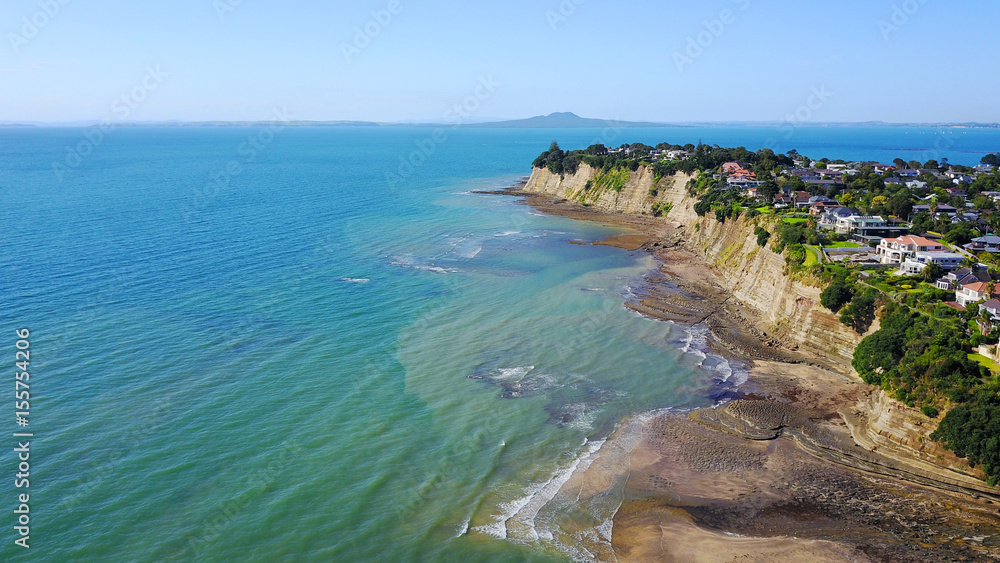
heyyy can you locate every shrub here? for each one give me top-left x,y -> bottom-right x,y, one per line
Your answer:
932,392 -> 1000,486
840,290 -> 877,334
820,282 -> 854,313
754,226 -> 771,247
921,405 -> 940,418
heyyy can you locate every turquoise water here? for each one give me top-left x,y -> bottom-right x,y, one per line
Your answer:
2,125 -> 999,562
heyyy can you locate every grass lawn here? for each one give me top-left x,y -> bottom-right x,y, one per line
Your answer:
782,218 -> 808,224
824,242 -> 862,249
755,206 -> 774,214
803,245 -> 821,267
969,353 -> 1000,374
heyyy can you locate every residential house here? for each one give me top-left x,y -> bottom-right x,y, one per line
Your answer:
806,179 -> 843,190
809,201 -> 841,215
912,204 -> 958,214
947,187 -> 968,198
982,299 -> 1000,319
877,235 -> 945,265
899,252 -> 964,275
952,174 -> 975,185
793,191 -> 813,209
957,282 -> 999,307
951,212 -> 980,224
818,207 -> 859,230
836,215 -> 909,241
905,180 -> 928,189
936,266 -> 991,290
965,236 -> 1000,254
898,169 -> 921,178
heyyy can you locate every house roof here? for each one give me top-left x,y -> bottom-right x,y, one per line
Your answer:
972,236 -> 1000,245
962,282 -> 991,294
882,235 -> 941,247
982,299 -> 1000,312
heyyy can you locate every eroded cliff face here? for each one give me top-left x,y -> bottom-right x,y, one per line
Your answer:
524,164 -> 990,487
523,164 -> 862,369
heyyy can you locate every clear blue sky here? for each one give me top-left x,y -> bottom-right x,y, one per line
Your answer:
3,0 -> 999,123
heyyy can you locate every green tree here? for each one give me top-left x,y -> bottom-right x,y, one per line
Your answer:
932,393 -> 1000,486
757,180 -> 779,203
852,324 -> 908,385
545,141 -> 564,174
840,291 -> 877,334
945,222 -> 975,245
821,283 -> 854,313
921,262 -> 945,283
888,192 -> 913,218
754,226 -> 771,247
981,153 -> 999,167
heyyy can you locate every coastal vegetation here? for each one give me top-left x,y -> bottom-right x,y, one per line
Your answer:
531,139 -> 1000,487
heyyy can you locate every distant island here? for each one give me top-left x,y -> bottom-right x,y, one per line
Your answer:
453,112 -> 675,129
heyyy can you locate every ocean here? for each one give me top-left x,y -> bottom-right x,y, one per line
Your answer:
1,125 -> 998,562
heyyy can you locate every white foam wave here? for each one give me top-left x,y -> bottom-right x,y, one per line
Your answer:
492,366 -> 534,382
339,278 -> 370,284
494,231 -> 520,237
390,258 -> 458,274
455,518 -> 470,537
677,325 -> 709,363
472,438 -> 607,542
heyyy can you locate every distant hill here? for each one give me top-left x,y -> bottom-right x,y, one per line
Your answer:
462,112 -> 671,128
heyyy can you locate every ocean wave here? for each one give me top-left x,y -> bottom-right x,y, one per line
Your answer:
339,277 -> 370,284
673,324 -> 749,393
390,256 -> 459,274
472,438 -> 607,542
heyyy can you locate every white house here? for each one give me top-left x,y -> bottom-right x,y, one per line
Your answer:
957,281 -> 997,307
898,252 -> 964,275
876,235 -> 945,265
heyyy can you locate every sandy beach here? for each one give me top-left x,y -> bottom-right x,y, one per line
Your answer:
497,187 -> 1000,562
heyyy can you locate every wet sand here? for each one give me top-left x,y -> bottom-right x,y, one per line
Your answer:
493,187 -> 1000,562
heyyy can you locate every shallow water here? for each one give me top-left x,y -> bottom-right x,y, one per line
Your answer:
1,125 -> 997,561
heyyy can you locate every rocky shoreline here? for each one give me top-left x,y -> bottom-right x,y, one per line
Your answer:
489,181 -> 1000,561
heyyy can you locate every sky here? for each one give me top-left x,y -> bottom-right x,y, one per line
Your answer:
2,0 -> 999,124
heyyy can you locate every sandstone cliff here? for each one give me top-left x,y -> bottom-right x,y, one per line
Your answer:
523,164 -> 992,491
523,163 -> 862,369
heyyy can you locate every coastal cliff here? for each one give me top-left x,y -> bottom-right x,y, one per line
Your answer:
522,164 -> 995,493
522,163 -> 862,369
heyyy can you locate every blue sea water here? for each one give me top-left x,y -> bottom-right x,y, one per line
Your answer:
1,125 -> 999,562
